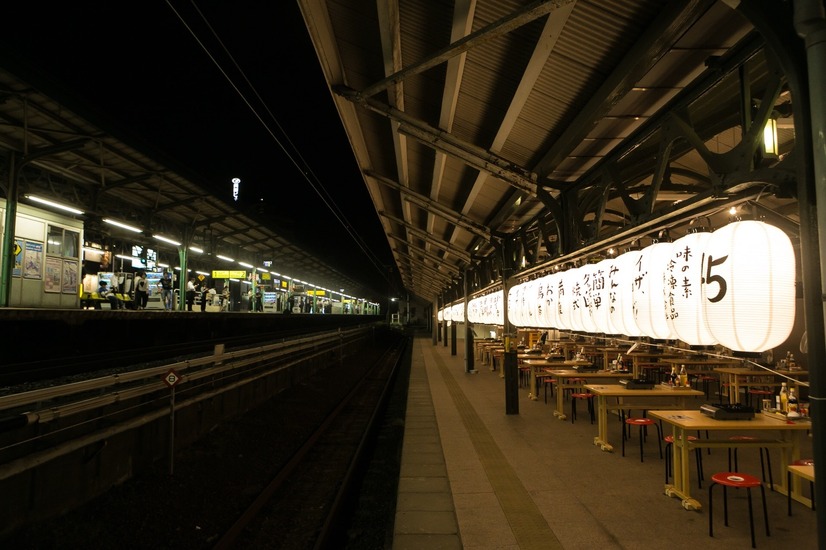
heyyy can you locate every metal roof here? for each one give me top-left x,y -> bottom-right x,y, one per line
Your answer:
297,0 -> 805,304
0,68 -> 380,302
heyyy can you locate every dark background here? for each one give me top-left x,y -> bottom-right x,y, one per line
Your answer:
0,2 -> 399,298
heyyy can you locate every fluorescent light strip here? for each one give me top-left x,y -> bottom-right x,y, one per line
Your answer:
217,255 -> 235,262
104,218 -> 143,233
238,262 -> 253,268
153,234 -> 182,246
26,195 -> 84,215
189,246 -> 204,253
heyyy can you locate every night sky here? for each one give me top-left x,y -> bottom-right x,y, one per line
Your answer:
0,2 -> 397,298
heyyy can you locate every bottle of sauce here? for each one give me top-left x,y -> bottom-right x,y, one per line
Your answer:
669,366 -> 678,386
679,364 -> 688,388
787,388 -> 799,414
779,382 -> 789,413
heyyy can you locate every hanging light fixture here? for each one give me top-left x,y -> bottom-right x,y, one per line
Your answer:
632,241 -> 675,340
763,117 -> 779,158
592,257 -> 617,334
575,263 -> 599,334
540,272 -> 560,329
554,269 -> 574,331
610,250 -> 643,337
703,219 -> 796,352
665,229 -> 718,346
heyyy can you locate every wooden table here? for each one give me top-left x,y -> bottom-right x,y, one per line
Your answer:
648,409 -> 811,511
787,464 -> 815,513
523,359 -> 592,401
624,352 -> 680,378
541,369 -> 632,419
714,367 -> 809,405
659,356 -> 741,376
596,346 -> 630,371
584,384 -> 703,452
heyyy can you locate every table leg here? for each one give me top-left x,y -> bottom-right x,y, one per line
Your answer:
664,425 -> 703,511
592,395 -> 612,451
554,376 -> 567,420
528,364 -> 538,401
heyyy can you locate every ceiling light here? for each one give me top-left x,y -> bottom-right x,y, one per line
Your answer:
238,261 -> 253,268
104,218 -> 143,233
217,255 -> 234,262
25,195 -> 84,215
153,234 -> 182,246
763,118 -> 779,158
189,246 -> 203,253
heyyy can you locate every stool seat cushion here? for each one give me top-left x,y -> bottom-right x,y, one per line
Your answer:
710,472 -> 762,488
625,417 -> 655,426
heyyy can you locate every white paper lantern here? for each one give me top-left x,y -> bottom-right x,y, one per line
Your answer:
451,302 -> 464,323
555,270 -> 575,330
608,252 -> 634,336
507,283 -> 522,327
632,241 -> 674,339
665,230 -> 718,346
538,273 -> 558,328
587,258 -> 614,334
574,264 -> 599,333
703,220 -> 796,352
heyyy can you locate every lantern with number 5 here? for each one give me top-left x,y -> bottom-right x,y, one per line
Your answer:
702,219 -> 796,352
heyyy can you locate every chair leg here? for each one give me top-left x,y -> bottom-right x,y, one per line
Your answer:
747,488 -> 756,549
760,484 -> 770,537
709,482 -> 716,537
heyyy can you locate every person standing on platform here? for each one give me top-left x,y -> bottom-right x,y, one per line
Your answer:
221,285 -> 230,311
200,284 -> 209,312
185,278 -> 197,311
133,271 -> 148,310
158,272 -> 173,311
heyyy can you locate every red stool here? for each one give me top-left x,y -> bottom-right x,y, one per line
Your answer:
709,472 -> 769,548
542,377 -> 556,403
698,375 -> 718,399
518,365 -> 531,387
787,458 -> 815,516
664,434 -> 704,488
728,436 -> 773,490
622,417 -> 662,462
564,377 -> 585,401
569,392 -> 595,424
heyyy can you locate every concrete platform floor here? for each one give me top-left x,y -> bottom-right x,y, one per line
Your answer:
394,335 -> 818,550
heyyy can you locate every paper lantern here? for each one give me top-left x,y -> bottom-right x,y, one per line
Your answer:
632,242 -> 674,339
555,270 -> 575,330
590,258 -> 616,334
560,268 -> 584,331
537,273 -> 556,328
702,219 -> 796,352
450,302 -> 464,323
507,283 -> 522,327
608,252 -> 635,336
525,279 -> 545,328
665,230 -> 718,345
573,264 -> 599,333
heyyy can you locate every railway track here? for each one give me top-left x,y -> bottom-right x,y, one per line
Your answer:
1,327 -> 410,549
216,333 -> 407,549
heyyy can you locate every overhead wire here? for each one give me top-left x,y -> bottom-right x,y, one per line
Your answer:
164,0 -> 395,289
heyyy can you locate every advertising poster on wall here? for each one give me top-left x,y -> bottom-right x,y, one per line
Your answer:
62,260 -> 79,294
44,256 -> 61,292
13,238 -> 23,277
24,241 -> 43,279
